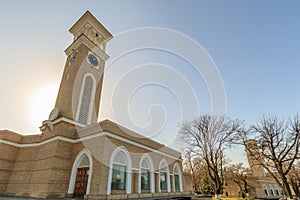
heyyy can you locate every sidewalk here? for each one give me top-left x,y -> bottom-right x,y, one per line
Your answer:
0,197 -> 39,200
0,197 -> 73,200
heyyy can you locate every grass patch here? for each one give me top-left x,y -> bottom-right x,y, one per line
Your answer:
212,196 -> 255,200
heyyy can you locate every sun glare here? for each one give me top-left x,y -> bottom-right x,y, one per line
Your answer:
30,84 -> 58,129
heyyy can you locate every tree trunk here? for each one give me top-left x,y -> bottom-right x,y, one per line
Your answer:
291,180 -> 300,197
282,174 -> 293,198
243,179 -> 249,197
214,175 -> 223,199
215,193 -> 222,200
239,185 -> 243,196
215,185 -> 222,200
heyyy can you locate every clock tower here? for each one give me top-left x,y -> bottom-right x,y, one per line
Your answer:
41,11 -> 112,132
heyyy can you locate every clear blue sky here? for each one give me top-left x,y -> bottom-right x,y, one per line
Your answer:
1,1 -> 300,163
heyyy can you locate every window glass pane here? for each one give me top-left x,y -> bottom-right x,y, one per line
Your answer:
160,172 -> 167,190
111,164 -> 126,190
141,169 -> 150,190
264,189 -> 268,196
174,174 -> 180,191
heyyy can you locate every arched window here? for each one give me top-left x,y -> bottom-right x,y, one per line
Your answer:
274,185 -> 280,196
173,163 -> 183,192
68,149 -> 93,198
281,189 -> 284,196
159,159 -> 170,193
139,154 -> 154,193
107,146 -> 132,195
269,184 -> 274,196
76,74 -> 96,125
263,184 -> 269,196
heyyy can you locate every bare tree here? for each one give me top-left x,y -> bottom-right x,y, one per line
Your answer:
183,152 -> 217,195
182,149 -> 195,186
243,115 -> 300,198
182,149 -> 209,193
225,163 -> 252,196
180,115 -> 244,199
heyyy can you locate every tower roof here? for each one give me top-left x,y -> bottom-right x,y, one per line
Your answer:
69,10 -> 112,41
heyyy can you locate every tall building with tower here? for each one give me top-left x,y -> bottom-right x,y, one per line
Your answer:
223,140 -> 284,199
0,11 -> 191,199
243,140 -> 283,198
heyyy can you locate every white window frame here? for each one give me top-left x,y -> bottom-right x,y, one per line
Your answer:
107,146 -> 132,195
138,154 -> 155,194
273,185 -> 280,196
173,163 -> 183,192
263,184 -> 269,196
269,184 -> 274,196
158,159 -> 170,193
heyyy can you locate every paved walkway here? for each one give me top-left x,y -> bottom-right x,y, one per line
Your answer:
0,197 -> 39,200
0,196 -> 194,200
0,197 -> 77,200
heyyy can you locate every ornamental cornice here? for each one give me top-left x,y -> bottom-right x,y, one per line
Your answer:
65,34 -> 109,61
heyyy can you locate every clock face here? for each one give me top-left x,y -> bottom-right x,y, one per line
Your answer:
70,52 -> 77,64
88,54 -> 99,67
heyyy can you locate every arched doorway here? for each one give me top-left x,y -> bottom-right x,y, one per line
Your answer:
68,149 -> 93,198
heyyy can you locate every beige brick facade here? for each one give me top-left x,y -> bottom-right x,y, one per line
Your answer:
0,11 -> 192,199
0,121 -> 192,199
223,140 -> 285,199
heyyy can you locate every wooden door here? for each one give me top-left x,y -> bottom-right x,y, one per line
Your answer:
73,167 -> 89,198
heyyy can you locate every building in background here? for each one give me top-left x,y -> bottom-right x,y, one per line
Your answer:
223,140 -> 284,199
0,11 -> 192,199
